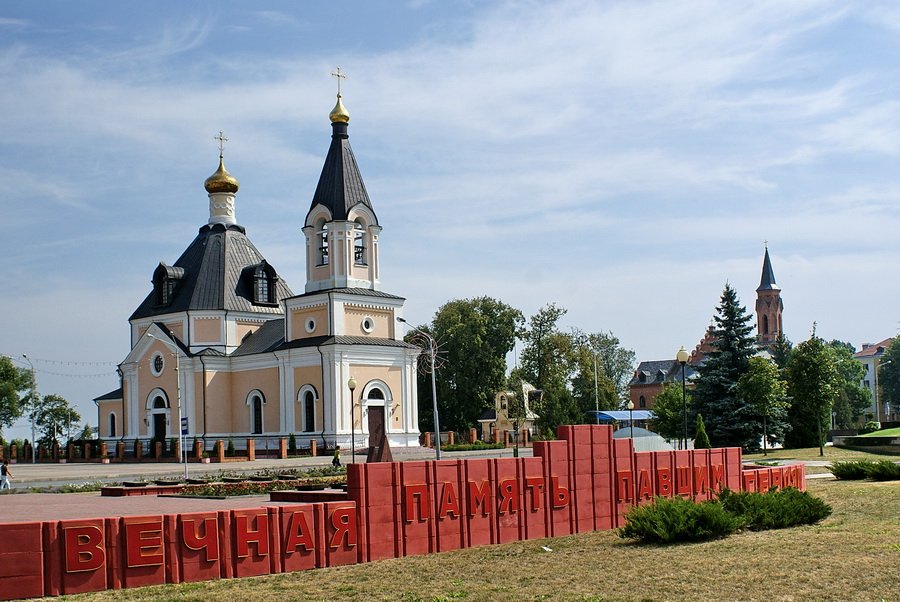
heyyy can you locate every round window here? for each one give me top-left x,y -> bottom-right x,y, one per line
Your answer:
151,353 -> 164,376
361,317 -> 374,333
305,318 -> 316,333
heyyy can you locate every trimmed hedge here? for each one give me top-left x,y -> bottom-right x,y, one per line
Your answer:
718,488 -> 832,531
829,459 -> 900,481
618,495 -> 742,543
619,487 -> 831,543
866,460 -> 900,481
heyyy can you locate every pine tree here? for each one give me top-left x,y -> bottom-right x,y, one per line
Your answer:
694,414 -> 711,449
691,284 -> 759,449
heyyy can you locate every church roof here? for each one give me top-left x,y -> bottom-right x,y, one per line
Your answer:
232,319 -> 285,356
130,223 -> 293,321
280,334 -> 417,351
93,387 -> 122,402
757,247 -> 780,292
307,118 -> 378,224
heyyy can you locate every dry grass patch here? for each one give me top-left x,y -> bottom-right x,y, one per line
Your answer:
59,480 -> 899,602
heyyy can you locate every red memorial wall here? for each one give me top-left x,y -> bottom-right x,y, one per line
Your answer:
0,425 -> 804,600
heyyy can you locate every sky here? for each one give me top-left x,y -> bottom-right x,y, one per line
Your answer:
2,0 -> 899,440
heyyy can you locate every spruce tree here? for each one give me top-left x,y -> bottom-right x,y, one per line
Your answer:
691,284 -> 759,449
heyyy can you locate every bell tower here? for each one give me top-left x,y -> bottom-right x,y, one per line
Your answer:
301,89 -> 382,293
755,245 -> 783,347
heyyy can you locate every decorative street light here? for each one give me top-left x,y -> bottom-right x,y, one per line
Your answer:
627,400 -> 635,437
347,376 -> 357,464
22,354 -> 37,464
676,346 -> 690,450
874,358 -> 892,424
146,334 -> 188,480
397,317 -> 441,460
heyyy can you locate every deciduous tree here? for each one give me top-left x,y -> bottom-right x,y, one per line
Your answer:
649,383 -> 691,446
827,340 -> 870,428
785,335 -> 839,449
0,356 -> 31,434
34,394 -> 81,449
411,297 -> 523,432
736,356 -> 789,453
876,336 -> 900,419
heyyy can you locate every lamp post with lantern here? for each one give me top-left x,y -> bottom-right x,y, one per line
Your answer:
676,346 -> 690,450
347,377 -> 357,464
627,400 -> 635,437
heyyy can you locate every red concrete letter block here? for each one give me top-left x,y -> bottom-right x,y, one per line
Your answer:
58,518 -> 108,595
325,503 -> 358,567
0,522 -> 44,600
178,512 -> 221,583
231,509 -> 271,578
742,470 -> 759,493
120,516 -> 166,589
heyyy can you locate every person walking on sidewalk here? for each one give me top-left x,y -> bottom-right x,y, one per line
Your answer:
0,460 -> 12,490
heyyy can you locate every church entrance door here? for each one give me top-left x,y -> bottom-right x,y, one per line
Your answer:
366,406 -> 392,462
153,413 -> 167,442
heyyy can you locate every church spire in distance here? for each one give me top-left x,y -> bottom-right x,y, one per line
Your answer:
755,243 -> 784,347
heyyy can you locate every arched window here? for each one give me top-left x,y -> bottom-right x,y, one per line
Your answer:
247,391 -> 265,434
109,413 -> 117,438
153,396 -> 167,409
303,390 -> 315,433
639,395 -> 646,409
367,388 -> 385,401
762,314 -> 769,335
354,221 -> 366,265
252,261 -> 277,305
317,222 -> 329,266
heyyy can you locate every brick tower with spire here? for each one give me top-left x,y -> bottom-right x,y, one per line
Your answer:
755,246 -> 783,347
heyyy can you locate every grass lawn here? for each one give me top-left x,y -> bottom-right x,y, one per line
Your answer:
861,426 -> 900,437
62,478 -> 899,602
743,446 -> 897,463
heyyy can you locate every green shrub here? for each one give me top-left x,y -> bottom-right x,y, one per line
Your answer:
226,438 -> 235,457
288,433 -> 297,455
859,421 -> 880,434
718,487 -> 831,530
694,414 -> 711,449
865,460 -> 900,481
618,495 -> 742,543
828,460 -> 871,480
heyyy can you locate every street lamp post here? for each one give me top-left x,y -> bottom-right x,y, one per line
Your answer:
348,377 -> 357,464
397,317 -> 441,460
874,358 -> 892,424
593,354 -> 600,425
147,334 -> 188,480
22,354 -> 37,464
676,346 -> 690,451
627,400 -> 635,437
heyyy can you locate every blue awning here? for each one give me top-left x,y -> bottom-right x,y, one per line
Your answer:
586,410 -> 654,421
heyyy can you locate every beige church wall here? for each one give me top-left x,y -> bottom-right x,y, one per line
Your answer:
96,400 -> 120,438
163,322 -> 184,340
203,370 -> 234,434
235,321 -> 261,344
193,317 -> 222,344
289,306 -> 329,341
293,365 -> 324,432
231,367 -> 280,433
350,364 -> 404,431
136,342 -> 182,437
344,307 -> 392,338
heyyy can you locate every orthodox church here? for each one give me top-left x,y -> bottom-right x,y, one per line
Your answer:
94,93 -> 422,451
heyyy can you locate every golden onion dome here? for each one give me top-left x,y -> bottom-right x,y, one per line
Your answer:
204,156 -> 239,194
329,93 -> 350,123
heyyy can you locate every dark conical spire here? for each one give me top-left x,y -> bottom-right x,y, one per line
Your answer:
306,96 -> 378,225
757,246 -> 780,291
